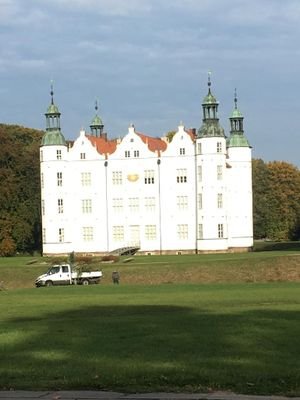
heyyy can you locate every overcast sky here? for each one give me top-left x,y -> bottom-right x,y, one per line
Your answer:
1,0 -> 300,165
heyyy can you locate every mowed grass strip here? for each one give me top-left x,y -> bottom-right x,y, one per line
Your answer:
1,248 -> 300,289
0,282 -> 299,395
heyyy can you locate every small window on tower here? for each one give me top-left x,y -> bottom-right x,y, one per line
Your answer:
57,150 -> 62,160
217,165 -> 223,180
57,172 -> 63,187
218,224 -> 224,238
197,143 -> 202,155
58,228 -> 64,243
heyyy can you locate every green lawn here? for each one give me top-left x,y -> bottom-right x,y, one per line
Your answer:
1,282 -> 300,395
1,245 -> 300,289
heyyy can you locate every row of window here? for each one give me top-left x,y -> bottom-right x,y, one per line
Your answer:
40,165 -> 224,190
41,193 -> 225,216
41,142 -> 224,163
43,223 -> 225,243
197,141 -> 223,155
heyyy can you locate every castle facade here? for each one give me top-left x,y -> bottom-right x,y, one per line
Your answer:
40,79 -> 253,255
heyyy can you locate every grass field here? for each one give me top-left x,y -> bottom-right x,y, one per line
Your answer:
1,242 -> 300,289
0,244 -> 300,395
1,283 -> 300,394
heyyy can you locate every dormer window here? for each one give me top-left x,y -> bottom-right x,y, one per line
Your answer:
80,153 -> 86,160
179,148 -> 185,155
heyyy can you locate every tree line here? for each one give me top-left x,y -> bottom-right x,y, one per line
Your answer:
0,124 -> 300,256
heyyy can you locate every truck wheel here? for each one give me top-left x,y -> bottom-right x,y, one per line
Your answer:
82,279 -> 89,285
45,280 -> 53,287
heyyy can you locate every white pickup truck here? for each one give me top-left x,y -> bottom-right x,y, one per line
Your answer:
35,264 -> 102,287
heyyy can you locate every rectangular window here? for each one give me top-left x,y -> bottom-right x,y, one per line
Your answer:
58,228 -> 64,243
217,165 -> 223,180
176,169 -> 187,183
81,172 -> 91,186
134,150 -> 139,158
217,142 -> 222,153
42,228 -> 46,243
41,200 -> 45,216
40,150 -> 43,162
177,224 -> 188,240
145,197 -> 155,212
145,225 -> 156,240
129,225 -> 140,247
197,193 -> 202,210
113,225 -> 124,241
112,171 -> 123,185
56,150 -> 62,160
80,153 -> 86,160
82,199 -> 92,214
82,227 -> 93,241
144,170 -> 155,184
112,198 -> 123,213
58,198 -> 63,214
129,197 -> 139,213
179,148 -> 185,155
177,196 -> 188,210
125,150 -> 130,158
41,173 -> 44,189
197,165 -> 202,182
197,143 -> 202,155
217,193 -> 223,208
198,224 -> 203,239
57,172 -> 63,186
218,223 -> 224,238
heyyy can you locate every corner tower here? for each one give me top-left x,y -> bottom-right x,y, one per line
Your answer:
196,74 -> 228,252
40,84 -> 68,256
226,90 -> 253,250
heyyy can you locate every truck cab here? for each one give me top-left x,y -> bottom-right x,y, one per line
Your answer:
45,265 -> 72,286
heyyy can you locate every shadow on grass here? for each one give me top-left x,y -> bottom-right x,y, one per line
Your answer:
1,304 -> 300,395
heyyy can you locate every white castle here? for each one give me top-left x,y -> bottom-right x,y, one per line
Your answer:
40,78 -> 253,255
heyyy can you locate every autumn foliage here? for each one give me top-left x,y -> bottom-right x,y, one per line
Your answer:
253,159 -> 300,240
0,124 -> 43,256
1,123 -> 300,256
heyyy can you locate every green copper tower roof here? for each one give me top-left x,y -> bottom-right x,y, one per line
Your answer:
42,83 -> 66,146
227,89 -> 250,148
198,73 -> 225,138
90,100 -> 104,137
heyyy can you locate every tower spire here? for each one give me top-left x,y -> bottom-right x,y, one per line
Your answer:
197,73 -> 225,138
90,99 -> 104,137
227,89 -> 250,148
208,70 -> 212,92
50,80 -> 54,105
234,88 -> 238,110
42,82 -> 66,146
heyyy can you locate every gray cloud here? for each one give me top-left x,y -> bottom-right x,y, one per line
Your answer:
1,0 -> 300,165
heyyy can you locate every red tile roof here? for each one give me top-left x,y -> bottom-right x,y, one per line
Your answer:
86,131 -> 168,156
86,135 -> 117,156
136,132 -> 167,153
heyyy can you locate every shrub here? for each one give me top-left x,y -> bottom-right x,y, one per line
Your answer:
0,236 -> 16,256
